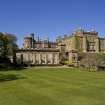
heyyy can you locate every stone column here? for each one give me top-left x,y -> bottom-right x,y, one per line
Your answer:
30,53 -> 33,63
57,53 -> 60,64
33,53 -> 36,64
46,54 -> 48,64
25,53 -> 28,62
22,53 -> 25,62
45,54 -> 47,64
53,53 -> 59,64
54,54 -> 57,64
83,36 -> 87,52
50,54 -> 53,64
39,53 -> 41,64
27,52 -> 30,63
95,38 -> 99,53
36,53 -> 39,64
25,53 -> 28,63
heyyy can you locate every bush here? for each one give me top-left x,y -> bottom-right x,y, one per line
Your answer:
79,53 -> 105,71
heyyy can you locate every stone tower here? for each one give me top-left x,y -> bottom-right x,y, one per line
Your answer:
23,36 -> 32,49
23,33 -> 35,49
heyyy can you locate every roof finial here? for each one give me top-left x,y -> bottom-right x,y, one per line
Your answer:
91,26 -> 96,32
77,26 -> 84,31
78,26 -> 82,30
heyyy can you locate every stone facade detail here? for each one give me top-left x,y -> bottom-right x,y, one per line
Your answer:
56,28 -> 105,65
16,50 -> 60,65
95,38 -> 99,52
83,36 -> 87,52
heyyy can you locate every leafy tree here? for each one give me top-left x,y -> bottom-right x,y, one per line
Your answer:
0,33 -> 8,58
0,32 -> 18,64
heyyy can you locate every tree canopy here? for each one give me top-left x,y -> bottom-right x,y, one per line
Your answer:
0,32 -> 18,60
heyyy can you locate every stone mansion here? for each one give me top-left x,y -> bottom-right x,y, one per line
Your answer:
16,28 -> 105,65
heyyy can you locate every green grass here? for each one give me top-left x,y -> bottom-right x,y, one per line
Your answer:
0,67 -> 105,105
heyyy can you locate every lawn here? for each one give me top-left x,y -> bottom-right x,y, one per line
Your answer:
0,67 -> 105,105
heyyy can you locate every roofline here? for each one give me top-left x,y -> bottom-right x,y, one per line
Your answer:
16,48 -> 60,52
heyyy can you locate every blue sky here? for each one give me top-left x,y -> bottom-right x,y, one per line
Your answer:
0,0 -> 105,47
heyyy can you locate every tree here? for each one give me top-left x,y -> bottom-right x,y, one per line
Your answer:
0,33 -> 8,58
5,33 -> 18,63
0,32 -> 18,64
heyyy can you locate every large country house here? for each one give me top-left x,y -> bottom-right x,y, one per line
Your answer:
16,28 -> 105,66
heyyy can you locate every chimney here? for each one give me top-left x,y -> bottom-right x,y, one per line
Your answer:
30,33 -> 34,48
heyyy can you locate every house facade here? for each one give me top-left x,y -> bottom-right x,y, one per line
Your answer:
16,28 -> 105,66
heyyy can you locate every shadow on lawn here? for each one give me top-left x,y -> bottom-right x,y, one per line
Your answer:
0,74 -> 25,82
0,65 -> 27,71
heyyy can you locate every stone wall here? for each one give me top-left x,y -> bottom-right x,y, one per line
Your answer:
16,50 -> 59,65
